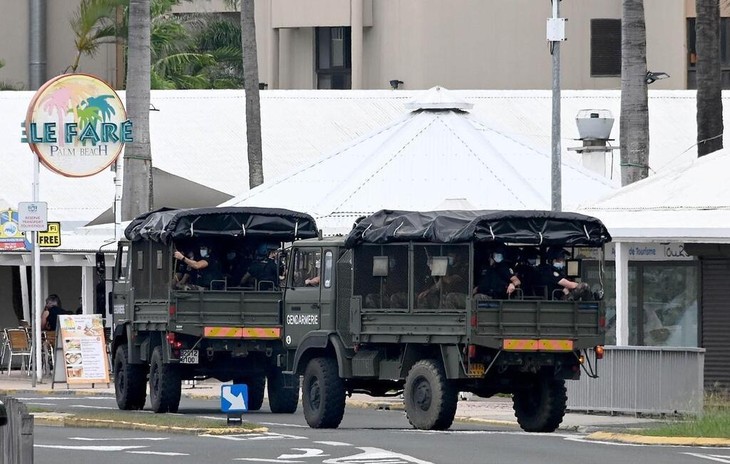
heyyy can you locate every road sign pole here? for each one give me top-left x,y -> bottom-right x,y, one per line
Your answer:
32,155 -> 42,385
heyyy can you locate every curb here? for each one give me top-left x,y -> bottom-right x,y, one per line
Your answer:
585,431 -> 730,447
32,413 -> 269,435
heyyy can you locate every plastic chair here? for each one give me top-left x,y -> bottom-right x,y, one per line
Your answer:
4,328 -> 32,375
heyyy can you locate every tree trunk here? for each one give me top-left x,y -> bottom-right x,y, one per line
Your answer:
122,0 -> 153,221
620,0 -> 650,186
241,0 -> 264,188
696,0 -> 724,157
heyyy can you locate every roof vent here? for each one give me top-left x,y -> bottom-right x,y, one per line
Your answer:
405,86 -> 474,111
576,109 -> 614,140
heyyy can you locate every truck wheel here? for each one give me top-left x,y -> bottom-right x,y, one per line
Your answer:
302,357 -> 345,428
404,359 -> 458,430
149,346 -> 182,413
233,375 -> 266,411
512,376 -> 567,432
267,367 -> 299,414
114,345 -> 148,410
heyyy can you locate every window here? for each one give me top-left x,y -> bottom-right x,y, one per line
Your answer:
354,245 -> 409,310
591,19 -> 621,77
323,250 -> 333,288
687,18 -> 730,89
316,27 -> 351,89
116,244 -> 130,282
291,248 -> 321,287
583,261 -> 698,346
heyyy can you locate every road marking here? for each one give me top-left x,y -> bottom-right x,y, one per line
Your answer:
235,459 -> 303,463
279,449 -> 329,459
26,402 -> 55,406
127,451 -> 189,456
70,404 -> 117,410
17,397 -> 113,401
322,446 -> 433,464
684,453 -> 730,463
315,441 -> 353,447
258,421 -> 310,428
35,445 -> 148,451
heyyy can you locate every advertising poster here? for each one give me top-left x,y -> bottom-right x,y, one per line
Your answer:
0,209 -> 31,251
57,314 -> 110,385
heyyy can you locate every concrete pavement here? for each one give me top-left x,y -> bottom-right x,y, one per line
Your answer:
1,373 -> 728,446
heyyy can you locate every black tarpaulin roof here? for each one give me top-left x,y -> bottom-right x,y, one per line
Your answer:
125,207 -> 318,243
344,209 -> 612,248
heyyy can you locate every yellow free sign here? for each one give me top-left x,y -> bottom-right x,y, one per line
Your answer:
37,222 -> 61,247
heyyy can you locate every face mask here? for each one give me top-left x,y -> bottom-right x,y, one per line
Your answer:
447,256 -> 454,266
493,253 -> 503,263
226,252 -> 236,260
200,248 -> 209,258
553,261 -> 565,270
527,258 -> 537,266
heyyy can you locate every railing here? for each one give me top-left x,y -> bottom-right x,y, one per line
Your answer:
0,395 -> 33,464
567,346 -> 705,415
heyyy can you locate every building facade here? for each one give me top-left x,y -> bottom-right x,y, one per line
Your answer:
2,0 -> 729,91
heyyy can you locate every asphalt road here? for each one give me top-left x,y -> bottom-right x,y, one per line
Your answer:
20,393 -> 730,464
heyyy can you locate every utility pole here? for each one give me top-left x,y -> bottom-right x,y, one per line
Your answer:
548,0 -> 565,211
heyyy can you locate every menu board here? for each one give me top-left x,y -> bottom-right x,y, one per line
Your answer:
57,314 -> 110,385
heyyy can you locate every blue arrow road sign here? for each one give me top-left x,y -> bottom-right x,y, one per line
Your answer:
221,384 -> 249,413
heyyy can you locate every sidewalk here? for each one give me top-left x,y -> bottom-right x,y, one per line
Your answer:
1,374 -> 728,446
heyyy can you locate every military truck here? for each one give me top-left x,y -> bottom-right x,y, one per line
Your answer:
110,206 -> 318,413
280,209 -> 611,432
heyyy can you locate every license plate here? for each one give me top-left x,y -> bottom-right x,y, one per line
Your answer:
180,349 -> 199,364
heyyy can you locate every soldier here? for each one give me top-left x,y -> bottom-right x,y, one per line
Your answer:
538,247 -> 585,299
240,243 -> 280,290
473,245 -> 521,299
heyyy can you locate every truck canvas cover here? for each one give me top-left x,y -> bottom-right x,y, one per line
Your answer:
125,206 -> 319,243
344,209 -> 611,248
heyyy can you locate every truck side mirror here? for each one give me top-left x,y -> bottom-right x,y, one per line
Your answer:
95,252 -> 106,276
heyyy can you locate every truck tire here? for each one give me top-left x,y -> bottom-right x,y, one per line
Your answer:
267,367 -> 299,414
149,346 -> 182,413
233,375 -> 266,411
404,359 -> 458,430
512,376 -> 567,432
302,357 -> 345,428
114,345 -> 148,410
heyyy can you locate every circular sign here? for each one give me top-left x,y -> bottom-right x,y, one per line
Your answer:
25,73 -> 131,177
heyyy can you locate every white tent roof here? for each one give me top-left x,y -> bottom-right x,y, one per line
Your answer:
223,87 -> 616,234
580,148 -> 730,242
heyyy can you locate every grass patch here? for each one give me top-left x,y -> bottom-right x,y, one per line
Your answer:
28,406 -> 262,431
635,396 -> 730,439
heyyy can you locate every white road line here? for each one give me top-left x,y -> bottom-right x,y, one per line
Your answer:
258,421 -> 309,428
26,402 -> 55,406
314,441 -> 353,447
35,445 -> 148,451
70,404 -> 117,410
235,459 -> 303,463
201,432 -> 307,441
127,451 -> 189,456
17,397 -> 113,401
683,453 -> 730,463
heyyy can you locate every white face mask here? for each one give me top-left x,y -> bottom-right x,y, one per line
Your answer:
200,248 -> 209,258
493,253 -> 504,263
553,261 -> 565,270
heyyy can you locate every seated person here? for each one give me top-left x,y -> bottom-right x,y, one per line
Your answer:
41,294 -> 68,331
514,247 -> 540,297
417,255 -> 467,309
473,246 -> 521,299
240,244 -> 279,290
172,250 -> 195,289
538,247 -> 583,299
174,244 -> 222,290
222,249 -> 249,287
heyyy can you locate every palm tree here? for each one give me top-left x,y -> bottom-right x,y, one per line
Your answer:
695,0 -> 723,157
620,0 -> 650,186
226,0 -> 263,188
241,0 -> 264,188
0,59 -> 21,90
69,0 -> 125,73
122,0 -> 153,220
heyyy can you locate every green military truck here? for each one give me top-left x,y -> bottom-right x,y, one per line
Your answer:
111,206 -> 318,414
280,209 -> 611,432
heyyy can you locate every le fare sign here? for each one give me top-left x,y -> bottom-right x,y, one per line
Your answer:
23,73 -> 132,178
